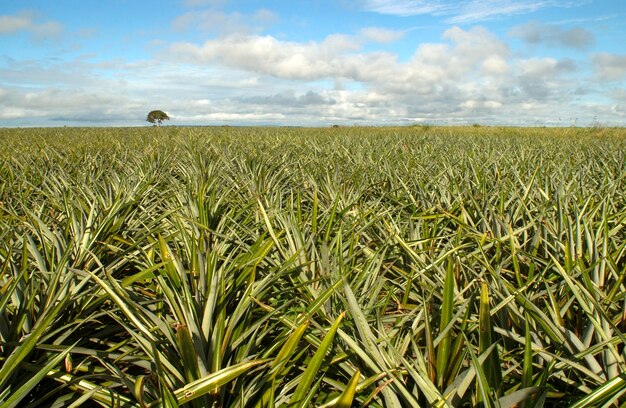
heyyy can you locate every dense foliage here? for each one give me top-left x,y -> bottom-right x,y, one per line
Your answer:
147,110 -> 170,126
1,126 -> 625,407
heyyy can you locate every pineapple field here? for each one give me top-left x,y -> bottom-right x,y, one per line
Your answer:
1,125 -> 626,407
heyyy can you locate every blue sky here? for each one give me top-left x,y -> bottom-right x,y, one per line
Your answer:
1,0 -> 625,126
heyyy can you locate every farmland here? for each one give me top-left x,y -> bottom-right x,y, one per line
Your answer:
1,125 -> 626,407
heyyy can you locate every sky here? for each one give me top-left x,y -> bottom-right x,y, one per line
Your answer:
1,0 -> 625,127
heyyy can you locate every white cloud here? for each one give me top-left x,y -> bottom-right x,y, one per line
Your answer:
0,23 -> 623,127
0,86 -> 132,121
166,34 -> 366,80
0,14 -> 31,33
591,53 -> 626,81
0,10 -> 62,38
518,57 -> 575,77
460,99 -> 502,109
482,55 -> 509,74
165,26 -> 509,86
362,0 -> 449,17
613,89 -> 626,102
446,0 -> 548,23
158,25 -> 602,125
243,90 -> 336,106
182,0 -> 225,7
509,21 -> 594,50
359,27 -> 406,43
172,9 -> 278,34
254,9 -> 279,24
179,112 -> 286,122
361,0 -> 589,23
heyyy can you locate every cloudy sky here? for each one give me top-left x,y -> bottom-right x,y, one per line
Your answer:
1,0 -> 625,127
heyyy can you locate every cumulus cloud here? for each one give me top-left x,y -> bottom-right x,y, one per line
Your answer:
509,21 -> 594,50
165,26 -> 511,86
172,9 -> 278,34
0,10 -> 62,38
517,57 -> 576,77
460,99 -> 502,110
166,34 -> 368,80
613,89 -> 626,102
513,57 -> 575,100
591,53 -> 626,81
0,22 -> 622,127
0,87 -> 132,121
244,90 -> 336,106
359,27 -> 406,43
162,24 -> 585,123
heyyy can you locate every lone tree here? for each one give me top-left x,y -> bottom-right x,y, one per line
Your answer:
146,110 -> 170,126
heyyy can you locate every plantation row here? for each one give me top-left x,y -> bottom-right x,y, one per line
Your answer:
1,126 -> 625,407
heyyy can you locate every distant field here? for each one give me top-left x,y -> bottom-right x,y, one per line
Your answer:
1,126 -> 626,407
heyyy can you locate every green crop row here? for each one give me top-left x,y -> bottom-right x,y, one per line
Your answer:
1,126 -> 625,407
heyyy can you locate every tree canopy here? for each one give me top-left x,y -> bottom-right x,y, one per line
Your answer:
146,110 -> 170,126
